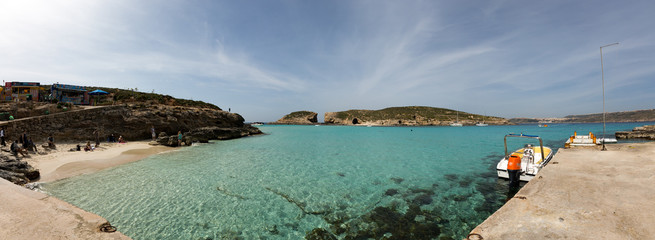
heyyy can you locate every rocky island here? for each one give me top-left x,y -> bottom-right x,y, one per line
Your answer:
324,106 -> 509,126
271,111 -> 318,125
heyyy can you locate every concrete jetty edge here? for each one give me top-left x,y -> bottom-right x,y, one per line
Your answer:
467,142 -> 655,239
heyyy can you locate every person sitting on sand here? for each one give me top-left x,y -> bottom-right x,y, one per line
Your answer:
118,135 -> 126,143
47,135 -> 56,149
108,133 -> 116,143
11,140 -> 27,157
26,137 -> 37,152
84,141 -> 94,152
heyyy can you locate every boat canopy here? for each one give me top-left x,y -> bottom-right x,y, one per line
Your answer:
504,134 -> 546,163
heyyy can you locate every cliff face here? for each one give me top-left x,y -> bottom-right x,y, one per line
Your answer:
324,106 -> 510,126
272,111 -> 318,125
0,104 -> 261,143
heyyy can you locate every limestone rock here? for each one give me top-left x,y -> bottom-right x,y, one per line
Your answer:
616,125 -> 655,140
0,157 -> 40,184
272,111 -> 318,125
0,104 -> 262,144
153,125 -> 262,147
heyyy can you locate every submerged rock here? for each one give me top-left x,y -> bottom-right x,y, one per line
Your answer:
385,189 -> 399,196
336,205 -> 441,240
390,177 -> 404,184
305,228 -> 337,240
412,193 -> 433,205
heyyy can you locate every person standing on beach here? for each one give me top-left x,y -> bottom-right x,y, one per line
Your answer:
507,154 -> 522,190
0,127 -> 5,146
151,126 -> 156,141
20,131 -> 27,147
177,131 -> 183,146
93,129 -> 100,147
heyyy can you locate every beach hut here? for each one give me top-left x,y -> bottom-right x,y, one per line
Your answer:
3,82 -> 40,102
51,84 -> 90,105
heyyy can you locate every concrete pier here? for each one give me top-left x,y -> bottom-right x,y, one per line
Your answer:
468,142 -> 655,239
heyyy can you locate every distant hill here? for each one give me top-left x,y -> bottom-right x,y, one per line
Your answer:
509,109 -> 655,124
324,106 -> 510,126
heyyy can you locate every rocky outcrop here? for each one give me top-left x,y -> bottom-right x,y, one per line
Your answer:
155,126 -> 262,147
615,125 -> 655,140
0,156 -> 40,185
324,106 -> 510,126
272,111 -> 318,125
0,103 -> 262,144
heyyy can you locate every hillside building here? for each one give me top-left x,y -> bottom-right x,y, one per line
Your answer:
51,83 -> 89,105
2,82 -> 41,101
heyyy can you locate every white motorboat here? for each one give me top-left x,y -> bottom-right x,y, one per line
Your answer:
496,134 -> 554,182
597,137 -> 618,144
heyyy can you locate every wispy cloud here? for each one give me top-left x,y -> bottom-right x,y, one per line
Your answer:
1,0 -> 654,121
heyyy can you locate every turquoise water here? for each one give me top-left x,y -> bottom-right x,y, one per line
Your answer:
44,122 -> 652,239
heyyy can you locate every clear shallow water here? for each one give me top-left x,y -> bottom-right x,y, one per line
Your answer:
45,122 -> 653,239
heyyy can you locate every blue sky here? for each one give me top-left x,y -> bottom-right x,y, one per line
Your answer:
1,1 -> 654,122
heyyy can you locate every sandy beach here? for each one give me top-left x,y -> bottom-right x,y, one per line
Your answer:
0,141 -> 173,240
25,141 -> 171,183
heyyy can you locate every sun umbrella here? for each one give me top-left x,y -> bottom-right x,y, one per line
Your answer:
88,89 -> 109,95
88,89 -> 109,106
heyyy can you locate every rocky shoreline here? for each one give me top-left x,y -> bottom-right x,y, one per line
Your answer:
0,103 -> 261,185
0,156 -> 40,185
615,124 -> 655,140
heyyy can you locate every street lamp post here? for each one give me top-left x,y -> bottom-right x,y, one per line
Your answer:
600,42 -> 618,151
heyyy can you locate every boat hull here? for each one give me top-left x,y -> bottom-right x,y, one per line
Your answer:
496,147 -> 553,182
496,169 -> 536,182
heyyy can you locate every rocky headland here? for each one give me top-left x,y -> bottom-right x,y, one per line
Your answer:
324,106 -> 509,126
271,111 -> 318,125
1,103 -> 261,144
615,124 -> 655,140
